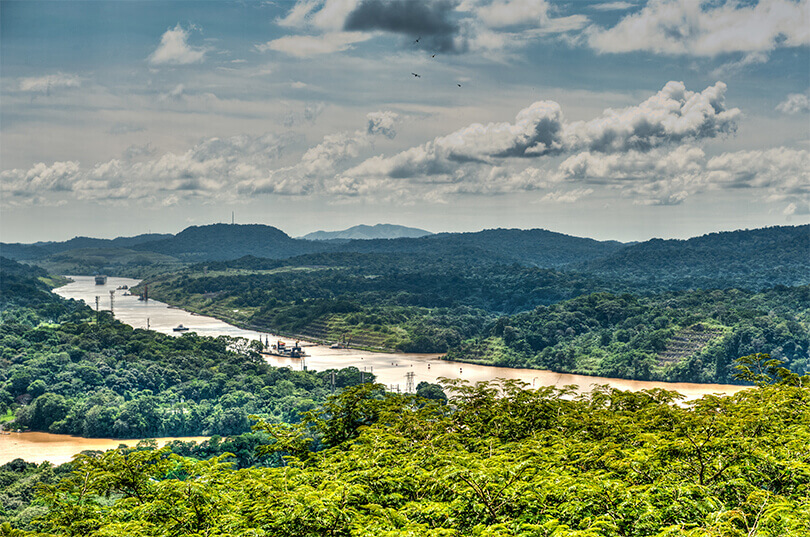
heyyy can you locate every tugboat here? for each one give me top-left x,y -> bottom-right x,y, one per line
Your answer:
94,275 -> 107,285
173,324 -> 190,332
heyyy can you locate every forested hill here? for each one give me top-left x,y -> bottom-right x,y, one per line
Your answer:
331,227 -> 627,267
0,233 -> 172,261
5,224 -> 809,285
132,224 -> 323,261
128,224 -> 630,267
577,224 -> 810,290
448,286 -> 810,383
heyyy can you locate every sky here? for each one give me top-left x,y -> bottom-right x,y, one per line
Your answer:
1,0 -> 808,243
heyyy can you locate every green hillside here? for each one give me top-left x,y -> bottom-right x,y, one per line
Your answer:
448,287 -> 810,383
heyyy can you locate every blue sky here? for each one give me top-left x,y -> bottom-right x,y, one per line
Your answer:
1,0 -> 808,243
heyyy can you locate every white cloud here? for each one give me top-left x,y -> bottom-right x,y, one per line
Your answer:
556,144 -> 808,207
776,92 -> 810,114
339,81 -> 739,187
1,111 -> 400,206
588,0 -> 810,56
161,84 -> 186,101
711,52 -> 769,77
591,2 -> 636,11
256,32 -> 371,57
149,24 -> 206,65
476,0 -> 550,28
540,188 -> 594,203
18,73 -> 82,93
277,0 -> 323,28
563,81 -> 740,153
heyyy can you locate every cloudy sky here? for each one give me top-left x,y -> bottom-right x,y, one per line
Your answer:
1,0 -> 808,243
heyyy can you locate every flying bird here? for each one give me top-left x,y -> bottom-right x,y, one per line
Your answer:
431,54 -> 436,58
412,73 -> 421,78
457,83 -> 462,87
413,37 -> 421,44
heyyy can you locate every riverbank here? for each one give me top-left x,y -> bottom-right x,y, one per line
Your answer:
0,432 -> 209,465
55,276 -> 750,399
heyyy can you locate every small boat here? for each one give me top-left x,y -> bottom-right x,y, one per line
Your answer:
173,324 -> 190,332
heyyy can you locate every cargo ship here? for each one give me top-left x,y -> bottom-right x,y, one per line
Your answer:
94,275 -> 107,285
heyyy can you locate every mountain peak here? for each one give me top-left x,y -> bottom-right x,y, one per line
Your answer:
301,224 -> 433,241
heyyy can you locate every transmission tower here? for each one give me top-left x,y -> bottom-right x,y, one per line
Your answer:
405,371 -> 415,394
109,290 -> 115,316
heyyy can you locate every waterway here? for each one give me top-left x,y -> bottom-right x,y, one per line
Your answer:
3,275 -> 748,465
55,276 -> 748,400
0,433 -> 208,465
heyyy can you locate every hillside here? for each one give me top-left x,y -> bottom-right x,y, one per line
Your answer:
133,224 -> 323,261
33,247 -> 183,278
576,225 -> 810,290
448,286 -> 810,383
0,233 -> 172,261
333,227 -> 627,268
301,223 -> 432,240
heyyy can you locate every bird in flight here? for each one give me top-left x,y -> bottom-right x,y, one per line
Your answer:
414,37 -> 421,44
457,83 -> 462,87
431,54 -> 436,58
412,73 -> 421,78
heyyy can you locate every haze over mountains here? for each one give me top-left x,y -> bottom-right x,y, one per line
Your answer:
300,224 -> 432,241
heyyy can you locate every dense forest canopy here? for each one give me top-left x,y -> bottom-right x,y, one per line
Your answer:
2,378 -> 809,536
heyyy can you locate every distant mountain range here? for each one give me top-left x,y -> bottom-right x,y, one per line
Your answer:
2,223 -> 808,290
300,224 -> 432,241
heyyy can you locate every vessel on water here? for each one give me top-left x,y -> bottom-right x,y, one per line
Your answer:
265,340 -> 306,358
94,275 -> 107,285
173,324 -> 190,332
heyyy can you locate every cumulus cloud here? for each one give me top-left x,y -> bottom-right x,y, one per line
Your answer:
556,144 -> 808,207
563,81 -> 739,152
588,0 -> 810,56
776,92 -> 810,114
366,111 -> 399,138
1,112 -> 400,206
18,73 -> 82,93
339,81 -> 739,189
149,24 -> 206,65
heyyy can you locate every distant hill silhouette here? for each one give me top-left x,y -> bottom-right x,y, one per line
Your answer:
301,223 -> 432,241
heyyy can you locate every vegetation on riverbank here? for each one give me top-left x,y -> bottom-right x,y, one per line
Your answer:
135,251 -> 809,383
448,286 -> 810,383
3,370 -> 809,536
136,253 -> 610,353
0,257 -> 377,439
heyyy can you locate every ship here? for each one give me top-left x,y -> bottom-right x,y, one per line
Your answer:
94,275 -> 107,285
173,324 -> 190,332
265,340 -> 306,358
